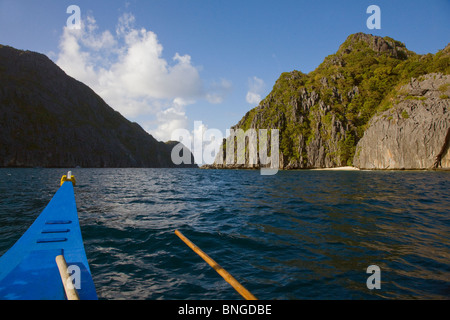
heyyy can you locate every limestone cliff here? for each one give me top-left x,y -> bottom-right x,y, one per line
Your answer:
353,74 -> 450,169
208,33 -> 449,170
0,45 -> 196,168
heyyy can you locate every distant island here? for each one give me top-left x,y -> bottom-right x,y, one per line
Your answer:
0,45 -> 196,168
206,33 -> 449,170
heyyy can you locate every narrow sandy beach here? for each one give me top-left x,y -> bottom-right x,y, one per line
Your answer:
310,166 -> 360,171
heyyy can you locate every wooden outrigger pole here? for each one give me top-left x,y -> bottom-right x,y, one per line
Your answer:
55,255 -> 80,300
175,229 -> 257,300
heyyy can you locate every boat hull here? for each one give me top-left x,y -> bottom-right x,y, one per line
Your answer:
0,182 -> 97,300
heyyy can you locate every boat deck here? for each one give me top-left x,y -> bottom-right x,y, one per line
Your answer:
0,181 -> 97,300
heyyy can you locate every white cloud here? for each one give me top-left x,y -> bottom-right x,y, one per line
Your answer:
246,76 -> 265,105
55,12 -> 230,141
246,92 -> 262,105
83,15 -> 117,51
149,98 -> 190,142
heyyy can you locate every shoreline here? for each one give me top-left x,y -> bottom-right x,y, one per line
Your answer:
309,166 -> 360,171
200,165 -> 450,171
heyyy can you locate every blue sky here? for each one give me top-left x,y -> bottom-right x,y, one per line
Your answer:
0,0 -> 449,162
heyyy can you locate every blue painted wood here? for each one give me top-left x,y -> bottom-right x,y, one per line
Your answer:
0,182 -> 97,300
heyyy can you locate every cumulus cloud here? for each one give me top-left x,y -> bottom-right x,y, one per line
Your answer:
149,98 -> 190,142
246,76 -> 265,105
55,12 -> 230,141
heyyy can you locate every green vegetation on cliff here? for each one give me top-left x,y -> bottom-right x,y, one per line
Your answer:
229,33 -> 449,168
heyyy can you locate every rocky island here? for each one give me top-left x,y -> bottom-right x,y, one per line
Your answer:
207,33 -> 449,170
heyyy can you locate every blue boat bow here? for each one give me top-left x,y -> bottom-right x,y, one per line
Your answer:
0,173 -> 97,300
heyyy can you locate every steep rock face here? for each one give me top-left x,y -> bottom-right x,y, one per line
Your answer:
337,32 -> 411,60
0,45 -> 196,168
210,33 -> 449,170
209,70 -> 357,170
353,74 -> 450,169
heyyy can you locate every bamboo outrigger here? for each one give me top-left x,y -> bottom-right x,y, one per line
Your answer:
175,229 -> 257,300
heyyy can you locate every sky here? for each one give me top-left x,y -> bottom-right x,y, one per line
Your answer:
0,0 -> 449,164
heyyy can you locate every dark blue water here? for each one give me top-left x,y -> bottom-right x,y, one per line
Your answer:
0,168 -> 449,300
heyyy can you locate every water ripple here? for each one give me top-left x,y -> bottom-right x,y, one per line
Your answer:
0,168 -> 449,299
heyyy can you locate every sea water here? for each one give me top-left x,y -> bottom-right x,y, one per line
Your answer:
0,168 -> 449,300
